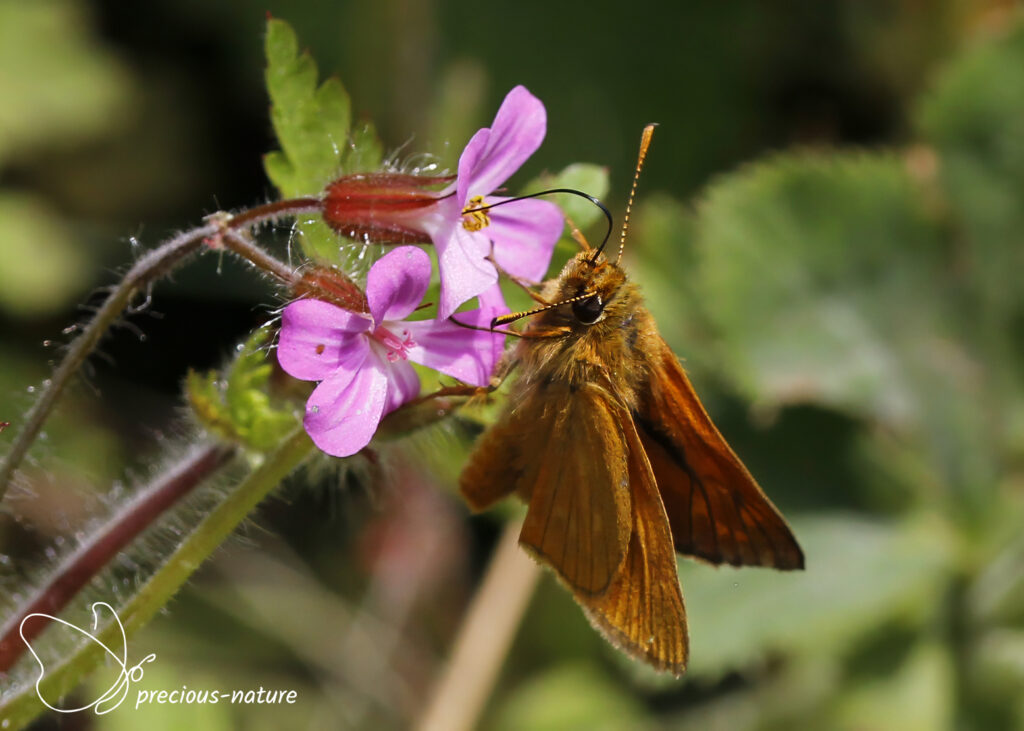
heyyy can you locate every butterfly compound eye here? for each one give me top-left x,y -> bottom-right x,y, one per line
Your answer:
571,294 -> 604,324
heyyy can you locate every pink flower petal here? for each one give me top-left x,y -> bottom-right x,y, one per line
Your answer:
477,281 -> 510,316
487,197 -> 564,282
303,347 -> 389,457
366,246 -> 432,325
406,308 -> 504,386
476,284 -> 511,367
457,86 -> 547,205
278,299 -> 372,381
430,212 -> 499,320
381,357 -> 420,412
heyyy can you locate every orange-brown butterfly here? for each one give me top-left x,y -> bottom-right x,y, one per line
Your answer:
459,125 -> 803,675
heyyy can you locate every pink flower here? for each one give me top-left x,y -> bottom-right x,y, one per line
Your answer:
277,247 -> 501,457
423,85 -> 564,318
320,86 -> 564,319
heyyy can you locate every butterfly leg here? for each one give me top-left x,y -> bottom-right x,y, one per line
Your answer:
564,214 -> 592,252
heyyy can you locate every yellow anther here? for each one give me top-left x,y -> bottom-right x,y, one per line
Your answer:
461,195 -> 491,232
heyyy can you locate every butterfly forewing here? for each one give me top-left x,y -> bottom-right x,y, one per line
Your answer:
577,401 -> 689,675
638,337 -> 804,571
462,383 -> 632,596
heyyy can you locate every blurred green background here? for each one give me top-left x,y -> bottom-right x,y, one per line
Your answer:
2,0 -> 1024,729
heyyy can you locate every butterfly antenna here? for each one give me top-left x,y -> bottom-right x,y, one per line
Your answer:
491,291 -> 596,328
607,123 -> 656,266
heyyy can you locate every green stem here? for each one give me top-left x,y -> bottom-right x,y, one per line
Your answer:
0,444 -> 235,672
0,429 -> 314,729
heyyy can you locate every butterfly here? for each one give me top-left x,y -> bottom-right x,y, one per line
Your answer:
458,125 -> 803,675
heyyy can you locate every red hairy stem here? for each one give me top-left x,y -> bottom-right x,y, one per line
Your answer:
226,196 -> 322,230
0,198 -> 317,501
219,230 -> 298,286
0,224 -> 217,499
0,443 -> 236,673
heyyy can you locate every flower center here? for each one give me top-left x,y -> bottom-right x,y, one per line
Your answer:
370,325 -> 416,362
460,195 -> 491,232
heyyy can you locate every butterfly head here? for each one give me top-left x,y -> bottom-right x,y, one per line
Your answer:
542,250 -> 630,328
491,124 -> 655,333
552,123 -> 655,327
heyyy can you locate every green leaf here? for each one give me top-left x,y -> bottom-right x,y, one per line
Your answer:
680,514 -> 952,680
489,664 -> 648,731
917,21 -> 1024,318
262,18 -> 385,263
345,119 -> 385,174
263,18 -> 350,198
690,150 -> 1013,496
693,153 -> 954,429
186,328 -> 299,451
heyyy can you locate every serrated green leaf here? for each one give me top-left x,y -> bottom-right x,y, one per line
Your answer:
264,18 -> 387,265
343,120 -> 384,173
694,153 -> 952,427
187,329 -> 299,451
263,18 -> 350,197
691,151 -> 1008,495
917,21 -> 1024,317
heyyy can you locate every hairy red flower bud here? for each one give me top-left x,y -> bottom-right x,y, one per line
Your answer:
321,173 -> 454,244
292,265 -> 368,313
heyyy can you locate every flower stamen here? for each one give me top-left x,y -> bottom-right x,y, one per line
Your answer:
370,326 -> 416,362
461,195 -> 491,232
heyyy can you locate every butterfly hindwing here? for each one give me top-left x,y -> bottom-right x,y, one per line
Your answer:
460,402 -> 529,513
637,337 -> 804,571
